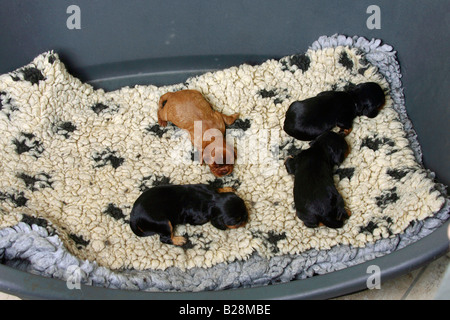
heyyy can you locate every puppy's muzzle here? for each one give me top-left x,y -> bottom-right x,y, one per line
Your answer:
210,163 -> 234,177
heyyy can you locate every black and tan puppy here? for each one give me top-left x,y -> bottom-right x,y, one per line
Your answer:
283,82 -> 385,140
130,184 -> 248,245
285,131 -> 350,228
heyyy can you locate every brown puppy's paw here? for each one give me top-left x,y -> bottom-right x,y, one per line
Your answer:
158,118 -> 168,127
221,112 -> 240,125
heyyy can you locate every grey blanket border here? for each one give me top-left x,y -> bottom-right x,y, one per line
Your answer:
0,34 -> 448,293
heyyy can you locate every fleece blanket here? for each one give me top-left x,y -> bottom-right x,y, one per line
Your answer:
0,34 -> 448,292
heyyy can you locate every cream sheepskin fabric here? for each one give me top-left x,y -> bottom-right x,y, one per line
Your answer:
0,39 -> 445,273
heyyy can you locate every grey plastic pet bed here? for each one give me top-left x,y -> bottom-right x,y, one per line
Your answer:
0,1 -> 448,300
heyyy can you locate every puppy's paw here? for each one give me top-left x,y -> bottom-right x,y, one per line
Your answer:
171,236 -> 187,246
158,119 -> 168,127
221,112 -> 240,125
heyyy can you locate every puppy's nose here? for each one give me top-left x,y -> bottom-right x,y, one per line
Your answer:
212,164 -> 233,177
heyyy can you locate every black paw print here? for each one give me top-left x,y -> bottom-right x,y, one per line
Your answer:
17,172 -> 53,191
11,66 -> 45,85
12,132 -> 45,158
92,148 -> 124,169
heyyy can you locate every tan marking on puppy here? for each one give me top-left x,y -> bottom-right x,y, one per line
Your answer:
342,127 -> 352,136
168,221 -> 186,246
345,207 -> 352,217
216,187 -> 236,193
171,236 -> 187,246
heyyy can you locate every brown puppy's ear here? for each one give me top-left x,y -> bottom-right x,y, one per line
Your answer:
217,187 -> 236,193
221,112 -> 240,125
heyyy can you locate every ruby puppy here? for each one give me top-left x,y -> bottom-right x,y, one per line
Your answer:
158,90 -> 239,177
130,184 -> 248,246
285,131 -> 350,228
283,82 -> 385,141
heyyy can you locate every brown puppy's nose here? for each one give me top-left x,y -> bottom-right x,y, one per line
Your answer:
210,164 -> 233,177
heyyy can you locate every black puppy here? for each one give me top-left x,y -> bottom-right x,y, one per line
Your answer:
130,184 -> 248,246
283,82 -> 385,140
285,131 -> 350,228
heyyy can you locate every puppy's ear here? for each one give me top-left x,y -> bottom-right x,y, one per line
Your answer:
327,143 -> 346,166
284,156 -> 297,174
221,112 -> 239,125
322,133 -> 348,165
209,208 -> 227,230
